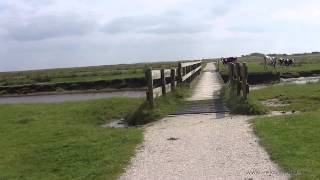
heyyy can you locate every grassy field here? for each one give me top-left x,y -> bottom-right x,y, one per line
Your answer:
0,61 -> 198,96
0,98 -> 144,180
251,82 -> 320,179
0,81 -> 193,179
251,83 -> 320,112
218,53 -> 320,77
0,62 -> 178,86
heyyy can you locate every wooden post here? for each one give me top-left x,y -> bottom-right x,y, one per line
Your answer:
228,64 -> 235,84
160,69 -> 166,95
217,59 -> 220,72
229,63 -> 235,96
178,63 -> 182,83
170,68 -> 176,91
145,67 -> 154,107
241,63 -> 248,99
235,63 -> 241,96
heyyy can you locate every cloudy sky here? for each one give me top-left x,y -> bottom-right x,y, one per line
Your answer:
0,0 -> 320,71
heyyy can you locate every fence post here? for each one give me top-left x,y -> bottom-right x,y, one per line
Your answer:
170,68 -> 176,91
145,67 -> 154,107
178,63 -> 182,83
235,63 -> 241,96
160,69 -> 166,95
229,63 -> 236,96
217,59 -> 220,72
241,63 -> 249,99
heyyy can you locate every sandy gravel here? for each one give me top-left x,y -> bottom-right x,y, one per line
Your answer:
186,63 -> 222,101
120,113 -> 289,180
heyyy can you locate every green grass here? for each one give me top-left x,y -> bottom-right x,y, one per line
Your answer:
0,98 -> 144,180
251,82 -> 320,179
218,53 -> 320,76
0,62 -> 178,86
253,111 -> 320,179
221,85 -> 267,115
251,83 -> 320,112
127,86 -> 191,125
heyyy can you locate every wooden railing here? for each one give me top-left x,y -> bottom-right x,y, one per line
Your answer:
228,62 -> 249,99
145,60 -> 202,106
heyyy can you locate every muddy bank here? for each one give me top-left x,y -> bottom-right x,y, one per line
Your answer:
0,91 -> 145,104
0,77 -> 146,95
221,72 -> 280,84
221,70 -> 320,85
251,76 -> 320,90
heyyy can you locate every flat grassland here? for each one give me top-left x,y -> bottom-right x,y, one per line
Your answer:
0,98 -> 143,180
219,53 -> 320,77
251,83 -> 320,179
0,62 -> 177,86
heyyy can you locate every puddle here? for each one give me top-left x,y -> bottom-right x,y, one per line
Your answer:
102,118 -> 129,128
251,76 -> 320,90
167,137 -> 179,141
262,98 -> 290,107
280,76 -> 320,84
268,111 -> 300,116
0,91 -> 145,104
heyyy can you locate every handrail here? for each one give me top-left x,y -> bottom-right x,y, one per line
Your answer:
145,60 -> 202,107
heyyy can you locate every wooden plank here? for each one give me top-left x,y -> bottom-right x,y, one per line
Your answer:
178,63 -> 182,82
161,69 -> 166,95
241,62 -> 248,99
180,60 -> 202,68
164,69 -> 171,78
151,70 -> 161,80
182,66 -> 201,81
145,68 -> 154,106
170,68 -> 176,91
165,83 -> 171,93
153,87 -> 162,98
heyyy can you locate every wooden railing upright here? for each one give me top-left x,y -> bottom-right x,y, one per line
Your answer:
228,62 -> 249,99
145,60 -> 202,107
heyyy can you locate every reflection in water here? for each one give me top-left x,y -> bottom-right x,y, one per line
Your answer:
251,76 -> 320,90
215,112 -> 226,119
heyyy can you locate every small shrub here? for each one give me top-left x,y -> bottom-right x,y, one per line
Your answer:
126,86 -> 190,125
15,118 -> 34,124
0,90 -> 7,95
221,85 -> 268,115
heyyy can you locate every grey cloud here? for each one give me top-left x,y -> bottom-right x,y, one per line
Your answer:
101,13 -> 212,34
228,26 -> 266,33
3,15 -> 96,41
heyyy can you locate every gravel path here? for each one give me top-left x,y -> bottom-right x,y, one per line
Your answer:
120,62 -> 288,180
120,114 -> 289,180
186,63 -> 222,101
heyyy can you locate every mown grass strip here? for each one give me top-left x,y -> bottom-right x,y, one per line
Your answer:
252,111 -> 320,179
0,98 -> 143,180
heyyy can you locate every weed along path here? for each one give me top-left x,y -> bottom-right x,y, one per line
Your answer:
120,63 -> 289,180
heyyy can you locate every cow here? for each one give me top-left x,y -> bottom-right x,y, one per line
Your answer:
264,55 -> 277,69
221,57 -> 237,65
